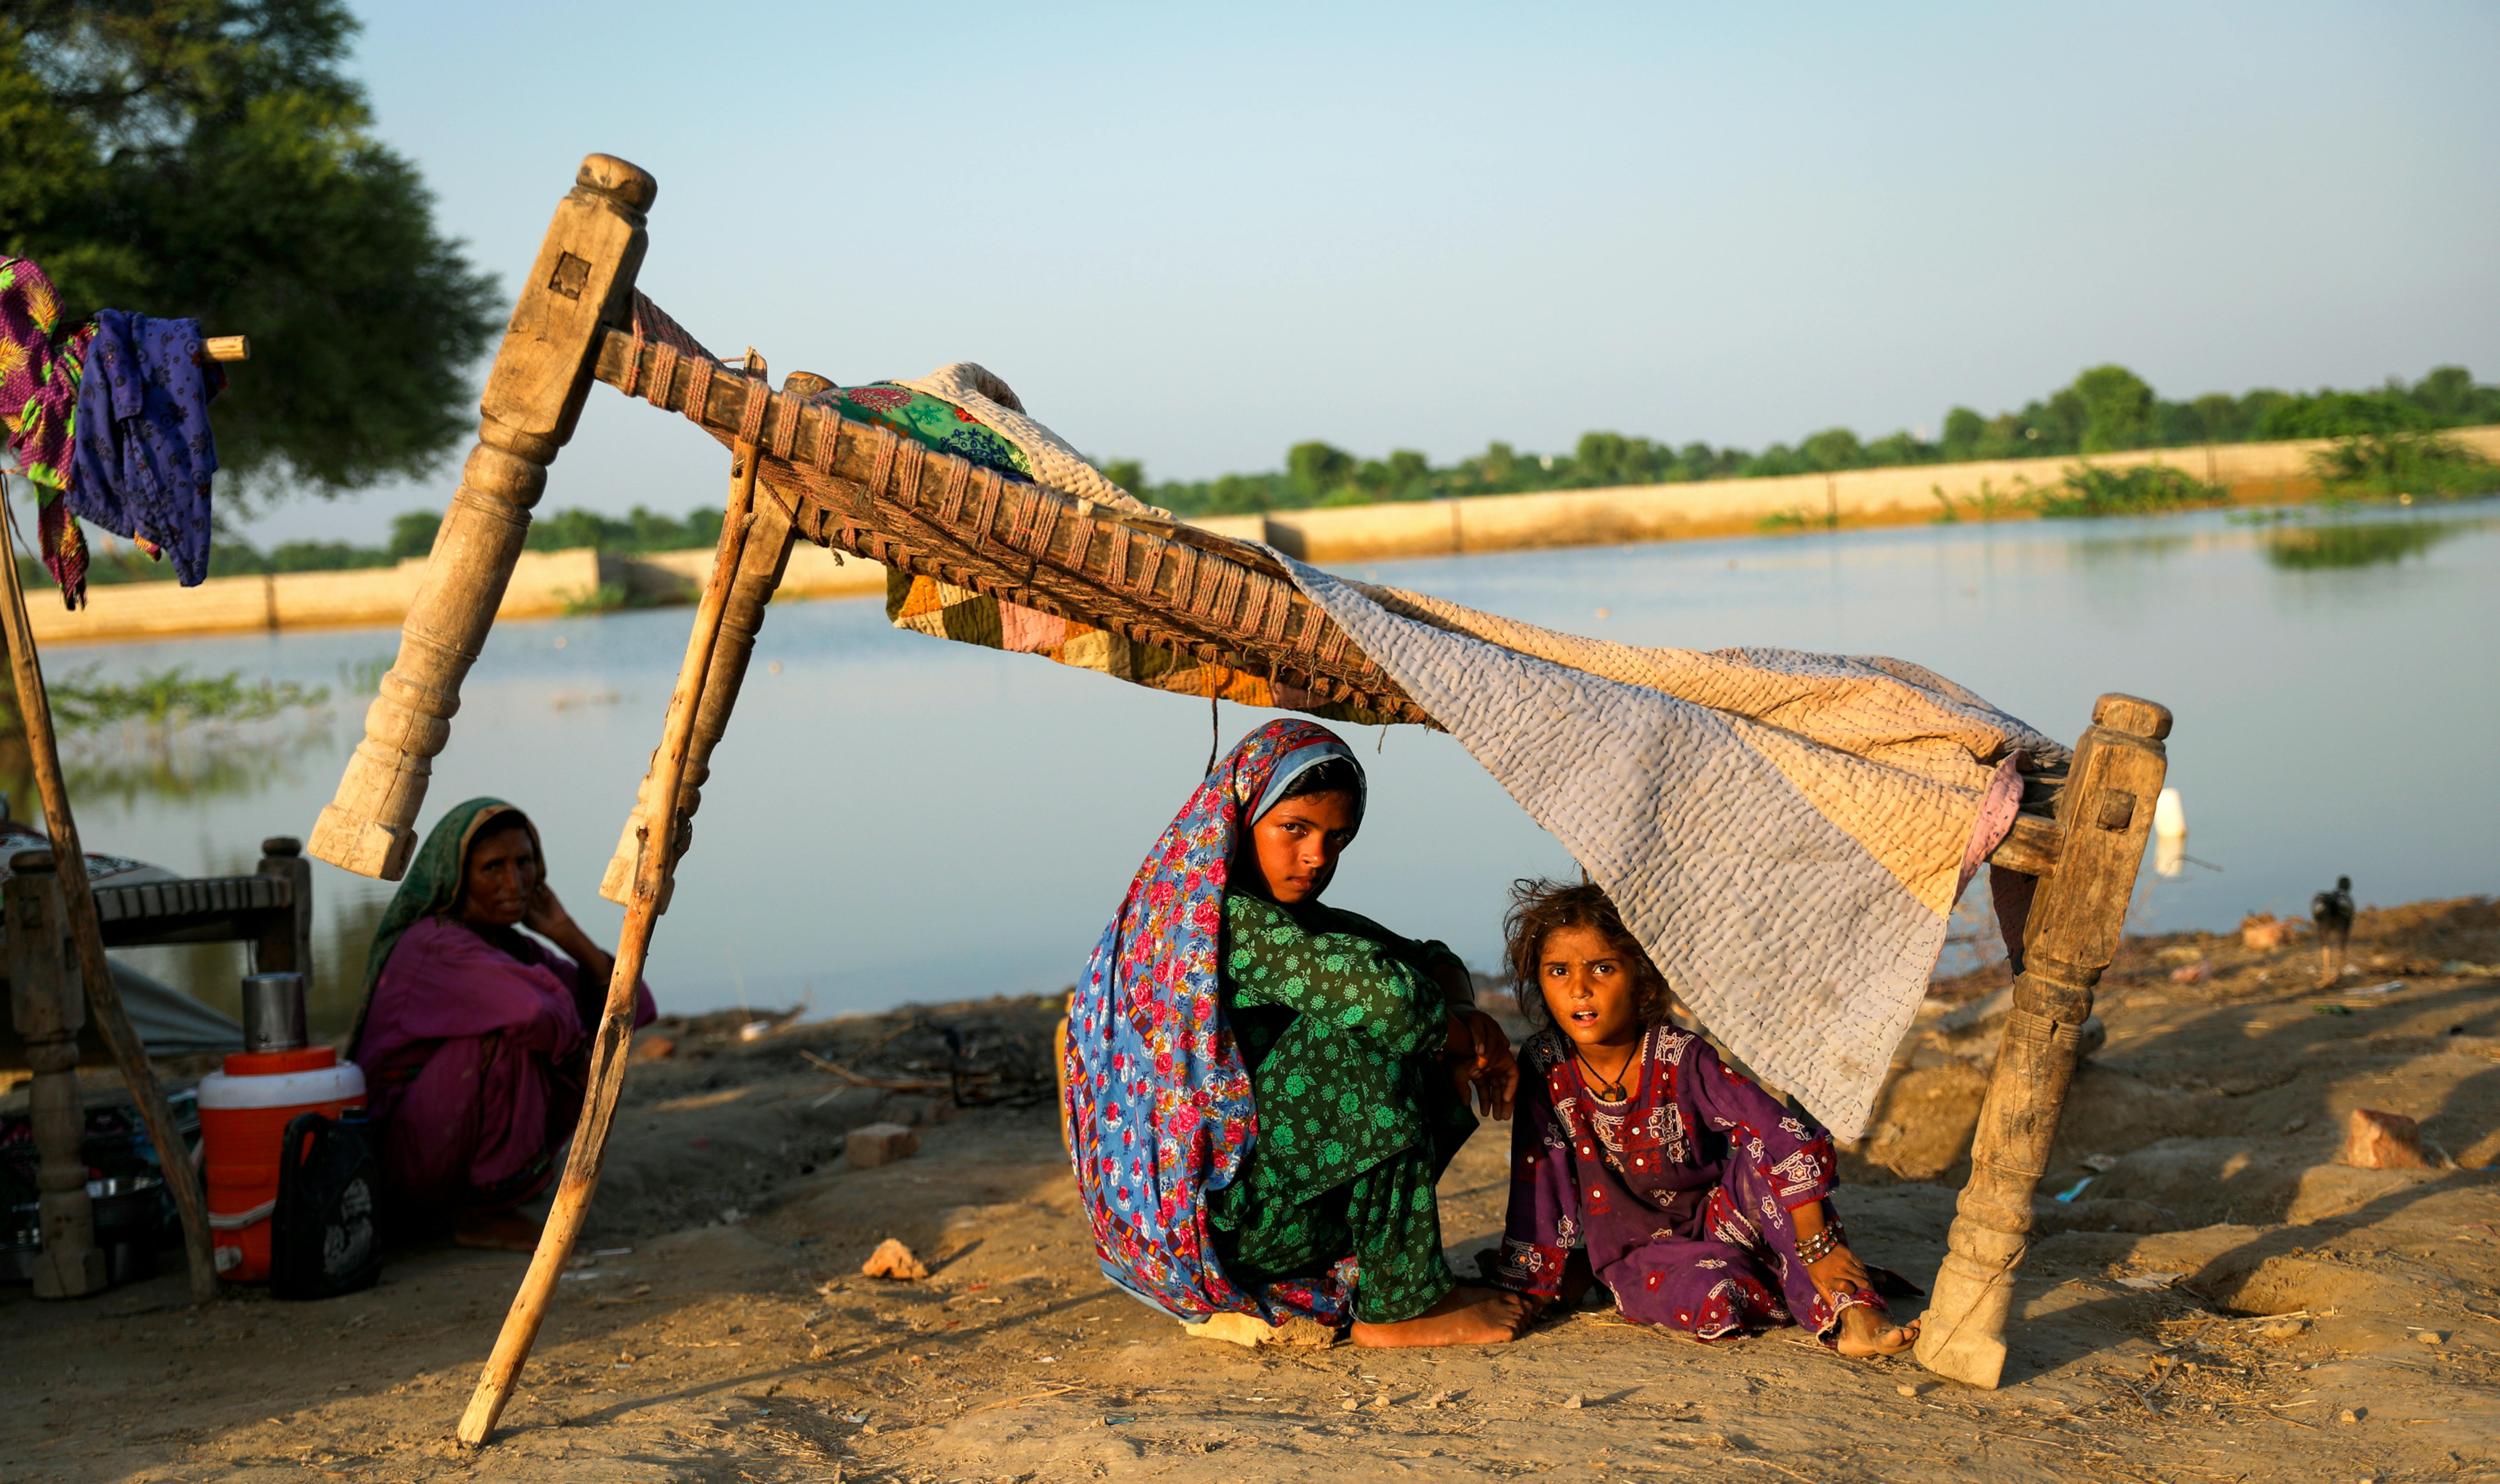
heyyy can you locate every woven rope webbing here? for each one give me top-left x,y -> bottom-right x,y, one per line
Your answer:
591,297 -> 1428,723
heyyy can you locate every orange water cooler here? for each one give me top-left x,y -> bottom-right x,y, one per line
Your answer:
197,974 -> 365,1281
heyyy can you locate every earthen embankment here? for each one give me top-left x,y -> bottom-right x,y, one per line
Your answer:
29,426 -> 2495,644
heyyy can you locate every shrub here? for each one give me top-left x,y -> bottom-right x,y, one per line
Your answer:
2034,464 -> 2227,518
2308,432 -> 2497,500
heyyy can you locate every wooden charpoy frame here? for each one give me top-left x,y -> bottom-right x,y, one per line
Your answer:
305,156 -> 2169,1442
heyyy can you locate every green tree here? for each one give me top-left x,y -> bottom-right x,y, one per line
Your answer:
1382,448 -> 1432,496
387,508 -> 440,560
1939,407 -> 1987,463
2189,392 -> 2244,443
1203,474 -> 1273,515
1862,430 -> 1932,466
2254,390 -> 2437,440
2406,366 -> 2494,423
1,1 -> 500,501
1799,427 -> 1865,472
1739,443 -> 1810,478
2070,365 -> 2155,453
1099,459 -> 1146,494
1285,441 -> 1355,502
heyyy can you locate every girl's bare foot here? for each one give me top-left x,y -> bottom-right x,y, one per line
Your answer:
453,1209 -> 544,1252
1351,1286 -> 1537,1348
1832,1305 -> 1919,1358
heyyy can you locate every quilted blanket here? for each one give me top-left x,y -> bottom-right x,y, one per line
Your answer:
1273,553 -> 2055,1138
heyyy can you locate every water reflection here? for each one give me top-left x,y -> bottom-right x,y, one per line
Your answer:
2264,520 -> 2463,571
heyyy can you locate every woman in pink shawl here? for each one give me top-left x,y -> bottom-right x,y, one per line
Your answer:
349,798 -> 655,1250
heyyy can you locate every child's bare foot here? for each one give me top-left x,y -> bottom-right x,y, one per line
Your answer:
1351,1286 -> 1537,1348
1831,1305 -> 1919,1358
453,1209 -> 544,1252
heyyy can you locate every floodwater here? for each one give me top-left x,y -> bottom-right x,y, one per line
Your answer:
38,498 -> 2500,1033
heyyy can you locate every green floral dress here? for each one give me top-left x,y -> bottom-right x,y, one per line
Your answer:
1205,893 -> 1478,1324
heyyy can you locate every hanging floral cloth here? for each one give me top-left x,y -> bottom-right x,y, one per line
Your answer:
0,257 -> 224,607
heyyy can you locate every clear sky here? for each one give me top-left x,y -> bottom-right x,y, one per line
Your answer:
241,0 -> 2500,546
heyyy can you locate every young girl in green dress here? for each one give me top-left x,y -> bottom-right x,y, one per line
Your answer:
1065,719 -> 1534,1346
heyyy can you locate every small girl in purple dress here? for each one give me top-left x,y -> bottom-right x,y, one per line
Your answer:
1491,880 -> 1918,1357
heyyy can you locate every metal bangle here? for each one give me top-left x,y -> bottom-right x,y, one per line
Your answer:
1796,1226 -> 1844,1265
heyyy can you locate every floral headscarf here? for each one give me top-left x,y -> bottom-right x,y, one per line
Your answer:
1063,719 -> 1367,1322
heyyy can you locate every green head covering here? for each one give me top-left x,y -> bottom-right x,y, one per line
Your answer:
348,797 -> 546,1055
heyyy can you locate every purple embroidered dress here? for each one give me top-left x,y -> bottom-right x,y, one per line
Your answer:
1495,1024 -> 1884,1343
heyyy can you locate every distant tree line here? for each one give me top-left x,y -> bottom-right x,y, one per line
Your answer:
29,506 -> 727,588
1116,364 -> 2500,517
31,363 -> 2491,589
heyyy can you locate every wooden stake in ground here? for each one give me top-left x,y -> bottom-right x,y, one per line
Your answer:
457,353 -> 771,1447
1914,692 -> 2169,1388
0,493 -> 219,1303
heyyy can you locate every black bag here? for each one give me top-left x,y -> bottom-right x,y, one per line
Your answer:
269,1111 -> 382,1301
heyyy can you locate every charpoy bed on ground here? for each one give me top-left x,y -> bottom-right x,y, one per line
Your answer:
305,154 -> 2171,1443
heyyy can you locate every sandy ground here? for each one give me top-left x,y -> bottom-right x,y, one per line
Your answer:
3,898 -> 2497,1484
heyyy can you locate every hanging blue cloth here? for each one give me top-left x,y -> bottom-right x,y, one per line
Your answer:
68,310 -> 225,585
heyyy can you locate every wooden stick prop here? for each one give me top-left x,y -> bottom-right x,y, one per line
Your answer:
597,371 -> 819,906
310,155 -> 655,881
1914,692 -> 2169,1389
0,504 -> 220,1302
457,353 -> 770,1447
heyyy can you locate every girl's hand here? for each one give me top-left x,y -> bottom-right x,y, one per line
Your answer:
1788,1198 -> 1871,1302
1806,1244 -> 1876,1302
1444,1010 -> 1519,1120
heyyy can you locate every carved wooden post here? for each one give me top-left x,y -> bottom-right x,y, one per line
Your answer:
9,852 -> 107,1298
1916,693 -> 2170,1388
310,154 -> 656,880
253,835 -> 313,988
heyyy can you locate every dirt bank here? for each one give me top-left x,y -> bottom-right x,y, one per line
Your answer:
2,901 -> 2495,1483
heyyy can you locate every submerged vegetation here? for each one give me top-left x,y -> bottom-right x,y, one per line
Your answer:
2032,465 -> 2229,519
1924,464 -> 2229,522
0,664 -> 335,810
2309,431 -> 2496,501
42,665 -> 329,738
2263,520 -> 2466,571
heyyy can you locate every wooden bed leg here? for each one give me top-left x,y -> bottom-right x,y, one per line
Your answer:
599,487 -> 800,906
1914,693 -> 2169,1389
0,515 -> 219,1302
9,857 -> 107,1298
457,363 -> 767,1449
309,154 -> 656,881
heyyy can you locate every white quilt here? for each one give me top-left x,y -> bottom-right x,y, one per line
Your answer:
1277,553 -> 2053,1139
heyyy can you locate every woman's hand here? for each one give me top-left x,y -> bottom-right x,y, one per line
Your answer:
522,882 -> 582,947
1443,1010 -> 1519,1120
525,883 -> 616,989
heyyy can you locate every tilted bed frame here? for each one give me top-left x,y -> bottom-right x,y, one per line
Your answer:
306,157 -> 2170,1441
